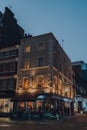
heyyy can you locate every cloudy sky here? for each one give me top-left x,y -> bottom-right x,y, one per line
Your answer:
0,0 -> 87,62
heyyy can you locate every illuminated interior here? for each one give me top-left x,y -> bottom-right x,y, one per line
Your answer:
18,66 -> 73,100
0,99 -> 11,112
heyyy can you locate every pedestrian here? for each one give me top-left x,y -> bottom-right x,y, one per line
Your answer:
56,113 -> 59,120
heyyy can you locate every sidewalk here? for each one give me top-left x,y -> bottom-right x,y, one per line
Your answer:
0,114 -> 76,124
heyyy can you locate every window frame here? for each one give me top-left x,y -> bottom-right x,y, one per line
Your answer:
37,56 -> 44,67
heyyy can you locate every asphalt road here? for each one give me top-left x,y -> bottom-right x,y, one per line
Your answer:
0,114 -> 87,130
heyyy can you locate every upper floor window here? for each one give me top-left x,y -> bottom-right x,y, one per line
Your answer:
0,50 -> 17,59
4,51 -> 9,57
37,75 -> 45,88
25,46 -> 30,53
0,52 -> 3,58
0,63 -> 3,72
23,77 -> 29,90
24,60 -> 29,69
8,78 -> 16,90
10,50 -> 17,56
37,43 -> 45,51
38,57 -> 44,67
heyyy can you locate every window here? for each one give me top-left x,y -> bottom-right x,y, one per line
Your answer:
38,43 -> 45,50
10,50 -> 17,56
19,102 -> 25,110
0,79 -> 15,90
37,75 -> 45,88
3,63 -> 7,72
23,77 -> 29,90
24,60 -> 29,69
0,63 -> 3,72
2,79 -> 6,90
9,78 -> 16,90
0,50 -> 17,58
53,76 -> 57,89
4,51 -> 9,57
38,57 -> 44,67
0,80 -> 2,90
25,46 -> 30,53
0,52 -> 3,58
27,102 -> 34,110
9,62 -> 16,72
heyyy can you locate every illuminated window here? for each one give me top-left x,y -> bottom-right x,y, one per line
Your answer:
27,102 -> 34,109
23,77 -> 29,90
36,101 -> 42,109
25,46 -> 30,53
24,60 -> 29,69
19,102 -> 24,109
53,76 -> 57,89
58,79 -> 62,95
37,75 -> 45,88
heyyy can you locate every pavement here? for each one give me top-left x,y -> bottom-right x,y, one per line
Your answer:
0,114 -> 76,124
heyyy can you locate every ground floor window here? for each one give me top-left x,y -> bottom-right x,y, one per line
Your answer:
36,100 -> 42,111
0,99 -> 11,112
19,102 -> 25,110
45,102 -> 51,111
27,102 -> 34,110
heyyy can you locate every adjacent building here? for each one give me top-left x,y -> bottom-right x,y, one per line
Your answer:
0,7 -> 24,48
0,7 -> 24,113
72,61 -> 87,113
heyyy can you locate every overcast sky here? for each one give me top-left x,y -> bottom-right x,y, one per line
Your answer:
0,0 -> 87,63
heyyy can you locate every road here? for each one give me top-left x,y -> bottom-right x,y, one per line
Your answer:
0,114 -> 87,130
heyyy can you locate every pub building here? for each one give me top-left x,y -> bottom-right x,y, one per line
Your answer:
12,33 -> 74,117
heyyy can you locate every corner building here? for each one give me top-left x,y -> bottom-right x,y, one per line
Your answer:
13,33 -> 74,116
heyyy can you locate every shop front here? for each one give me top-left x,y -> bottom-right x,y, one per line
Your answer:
0,99 -> 13,113
12,93 -> 62,115
63,97 -> 74,116
11,92 -> 74,120
0,90 -> 15,115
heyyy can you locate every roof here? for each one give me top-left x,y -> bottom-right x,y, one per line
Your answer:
72,61 -> 84,66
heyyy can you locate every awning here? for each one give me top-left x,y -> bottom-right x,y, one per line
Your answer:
63,97 -> 72,102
